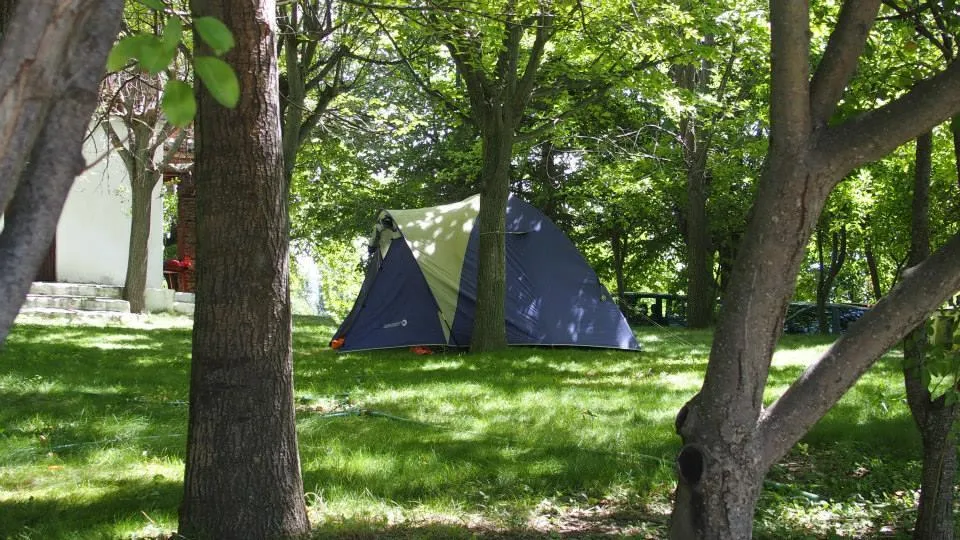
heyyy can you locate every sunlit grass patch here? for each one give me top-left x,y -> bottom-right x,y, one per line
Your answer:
0,317 -> 932,538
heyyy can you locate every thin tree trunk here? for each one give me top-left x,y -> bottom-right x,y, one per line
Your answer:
903,131 -> 959,540
686,162 -> 714,328
611,228 -> 626,304
124,169 -> 156,313
951,117 -> 960,194
864,239 -> 883,301
816,226 -> 847,333
178,0 -> 310,537
675,55 -> 716,329
470,125 -> 512,352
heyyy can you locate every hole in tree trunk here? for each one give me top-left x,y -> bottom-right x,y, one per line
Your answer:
677,444 -> 705,485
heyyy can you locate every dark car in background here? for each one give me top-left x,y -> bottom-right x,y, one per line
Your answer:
783,302 -> 871,335
617,291 -> 870,335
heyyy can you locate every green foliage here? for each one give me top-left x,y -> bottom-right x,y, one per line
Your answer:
161,79 -> 196,127
316,239 -> 366,320
107,33 -> 177,74
924,309 -> 960,404
106,6 -> 240,125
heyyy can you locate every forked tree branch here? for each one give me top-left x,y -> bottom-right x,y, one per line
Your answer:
512,12 -> 554,118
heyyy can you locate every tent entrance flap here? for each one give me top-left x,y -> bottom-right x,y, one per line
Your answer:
332,236 -> 447,352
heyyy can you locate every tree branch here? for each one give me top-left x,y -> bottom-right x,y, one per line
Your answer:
809,0 -> 882,127
494,0 -> 520,95
366,7 -> 468,122
101,118 -> 136,173
158,127 -> 189,172
769,0 -> 812,148
817,59 -> 960,176
881,0 -> 950,60
757,231 -> 960,469
512,12 -> 554,118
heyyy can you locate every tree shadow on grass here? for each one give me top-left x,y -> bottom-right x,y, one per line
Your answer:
300,417 -> 679,505
0,332 -> 191,466
309,504 -> 670,539
0,477 -> 182,539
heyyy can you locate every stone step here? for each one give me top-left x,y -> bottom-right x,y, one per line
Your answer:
23,294 -> 130,313
174,291 -> 195,304
29,281 -> 124,299
15,307 -> 134,325
172,301 -> 195,315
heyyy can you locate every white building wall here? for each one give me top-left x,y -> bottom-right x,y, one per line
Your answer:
56,120 -> 164,288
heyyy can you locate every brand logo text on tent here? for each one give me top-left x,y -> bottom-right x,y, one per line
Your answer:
383,319 -> 408,329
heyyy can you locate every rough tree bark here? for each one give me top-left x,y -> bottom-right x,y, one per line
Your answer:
178,0 -> 310,537
0,0 -> 15,38
902,133 -> 959,540
669,1 -> 960,537
470,126 -> 513,352
0,0 -> 123,344
442,3 -> 553,352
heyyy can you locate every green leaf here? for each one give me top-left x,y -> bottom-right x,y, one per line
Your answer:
195,56 -> 240,108
138,34 -> 175,74
162,17 -> 182,53
107,34 -> 151,72
162,80 -> 196,127
194,16 -> 235,55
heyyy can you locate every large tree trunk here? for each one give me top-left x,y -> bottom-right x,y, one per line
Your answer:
442,8 -> 552,353
903,132 -> 959,540
470,124 -> 512,352
178,0 -> 310,537
669,1 -> 960,535
0,1 -> 123,344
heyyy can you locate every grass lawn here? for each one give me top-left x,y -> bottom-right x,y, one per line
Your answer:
0,316 -> 933,539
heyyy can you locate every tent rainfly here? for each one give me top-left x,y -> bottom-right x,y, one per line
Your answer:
330,194 -> 640,352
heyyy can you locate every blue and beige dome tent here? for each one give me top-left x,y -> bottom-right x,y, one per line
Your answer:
330,194 -> 640,352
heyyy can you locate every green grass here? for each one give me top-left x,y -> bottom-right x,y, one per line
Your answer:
0,317 -> 934,539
